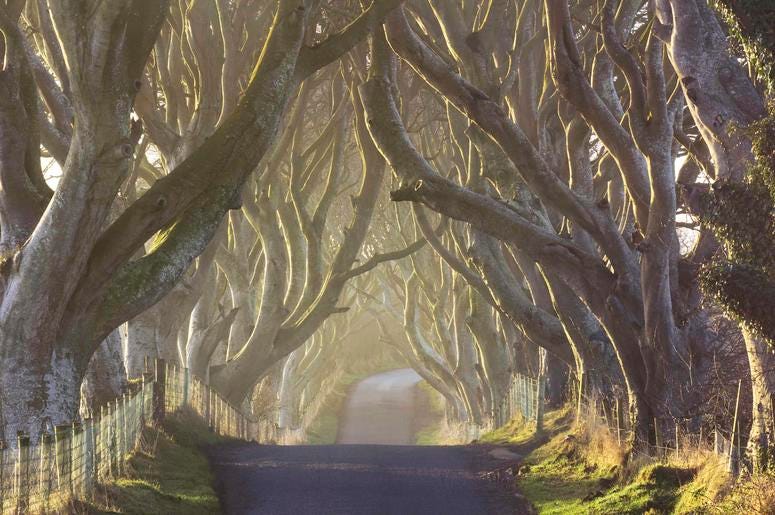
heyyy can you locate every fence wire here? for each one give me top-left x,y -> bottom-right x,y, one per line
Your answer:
0,359 -> 269,513
493,373 -> 545,429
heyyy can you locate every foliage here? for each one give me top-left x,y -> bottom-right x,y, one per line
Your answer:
701,106 -> 775,344
697,2 -> 775,347
304,374 -> 356,445
713,0 -> 775,95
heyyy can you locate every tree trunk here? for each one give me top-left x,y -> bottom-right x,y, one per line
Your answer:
278,350 -> 302,430
80,329 -> 128,417
0,348 -> 81,443
744,330 -> 775,471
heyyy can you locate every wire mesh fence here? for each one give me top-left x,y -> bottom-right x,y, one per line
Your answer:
0,358 -> 265,513
575,387 -> 745,473
493,373 -> 546,430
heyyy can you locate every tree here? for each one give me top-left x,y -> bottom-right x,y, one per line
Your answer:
0,0 -> 404,441
667,0 -> 775,470
359,1 -> 738,454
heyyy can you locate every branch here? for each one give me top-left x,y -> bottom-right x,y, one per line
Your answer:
337,237 -> 427,282
383,8 -> 640,290
295,0 -> 406,78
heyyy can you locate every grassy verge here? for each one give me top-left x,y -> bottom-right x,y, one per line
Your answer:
479,408 -> 751,514
83,409 -> 229,514
414,381 -> 447,445
304,372 -> 362,444
304,361 -> 411,444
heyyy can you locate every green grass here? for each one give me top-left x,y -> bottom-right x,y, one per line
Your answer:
305,372 -> 361,444
481,409 -> 703,514
305,363 -> 416,444
414,381 -> 446,445
83,409 -> 229,514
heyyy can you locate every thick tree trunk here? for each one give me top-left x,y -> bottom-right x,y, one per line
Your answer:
744,331 -> 775,471
80,329 -> 128,417
125,313 -> 159,378
278,350 -> 302,430
0,349 -> 81,443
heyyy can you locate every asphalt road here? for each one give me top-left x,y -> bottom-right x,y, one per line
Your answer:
209,369 -> 529,514
336,368 -> 423,445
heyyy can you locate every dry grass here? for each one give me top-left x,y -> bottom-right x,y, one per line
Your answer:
711,470 -> 775,514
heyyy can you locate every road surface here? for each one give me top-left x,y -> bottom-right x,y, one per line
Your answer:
336,368 -> 423,444
209,369 -> 528,514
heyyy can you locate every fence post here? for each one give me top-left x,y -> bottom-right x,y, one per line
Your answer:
536,375 -> 546,433
729,379 -> 742,476
112,398 -> 122,476
615,398 -> 622,446
654,418 -> 661,458
183,367 -> 191,407
522,376 -> 529,420
675,422 -> 680,459
121,393 -> 129,466
15,432 -> 31,513
83,418 -> 96,501
153,358 -> 167,425
204,385 -> 212,430
54,424 -> 72,496
39,432 -> 54,511
71,421 -> 84,500
576,372 -> 585,420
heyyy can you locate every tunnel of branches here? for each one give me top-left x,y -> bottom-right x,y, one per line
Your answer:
0,0 -> 774,469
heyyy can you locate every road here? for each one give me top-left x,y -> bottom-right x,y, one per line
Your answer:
336,368 -> 423,444
209,369 -> 529,514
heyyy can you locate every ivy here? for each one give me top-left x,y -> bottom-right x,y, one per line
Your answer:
701,2 -> 775,346
712,0 -> 775,96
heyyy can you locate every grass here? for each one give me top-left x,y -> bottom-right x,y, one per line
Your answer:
82,409 -> 229,514
305,372 -> 361,444
305,362 -> 415,444
479,409 -> 723,514
414,381 -> 446,445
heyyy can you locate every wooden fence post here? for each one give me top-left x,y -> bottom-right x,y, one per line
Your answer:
729,379 -> 742,476
675,422 -> 680,459
113,398 -> 122,476
615,398 -> 622,446
54,424 -> 72,496
183,367 -> 191,407
71,422 -> 83,500
121,393 -> 129,465
524,377 -> 529,421
536,375 -> 546,433
576,372 -> 585,421
654,418 -> 661,458
83,418 -> 95,501
39,432 -> 54,511
15,432 -> 31,513
153,358 -> 166,425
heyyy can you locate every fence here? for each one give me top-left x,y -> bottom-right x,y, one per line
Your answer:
488,372 -> 744,471
0,358 -> 267,514
576,386 -> 747,474
493,373 -> 546,431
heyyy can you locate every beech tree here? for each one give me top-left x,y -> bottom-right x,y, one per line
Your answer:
0,0 -> 403,441
358,0 -> 762,454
